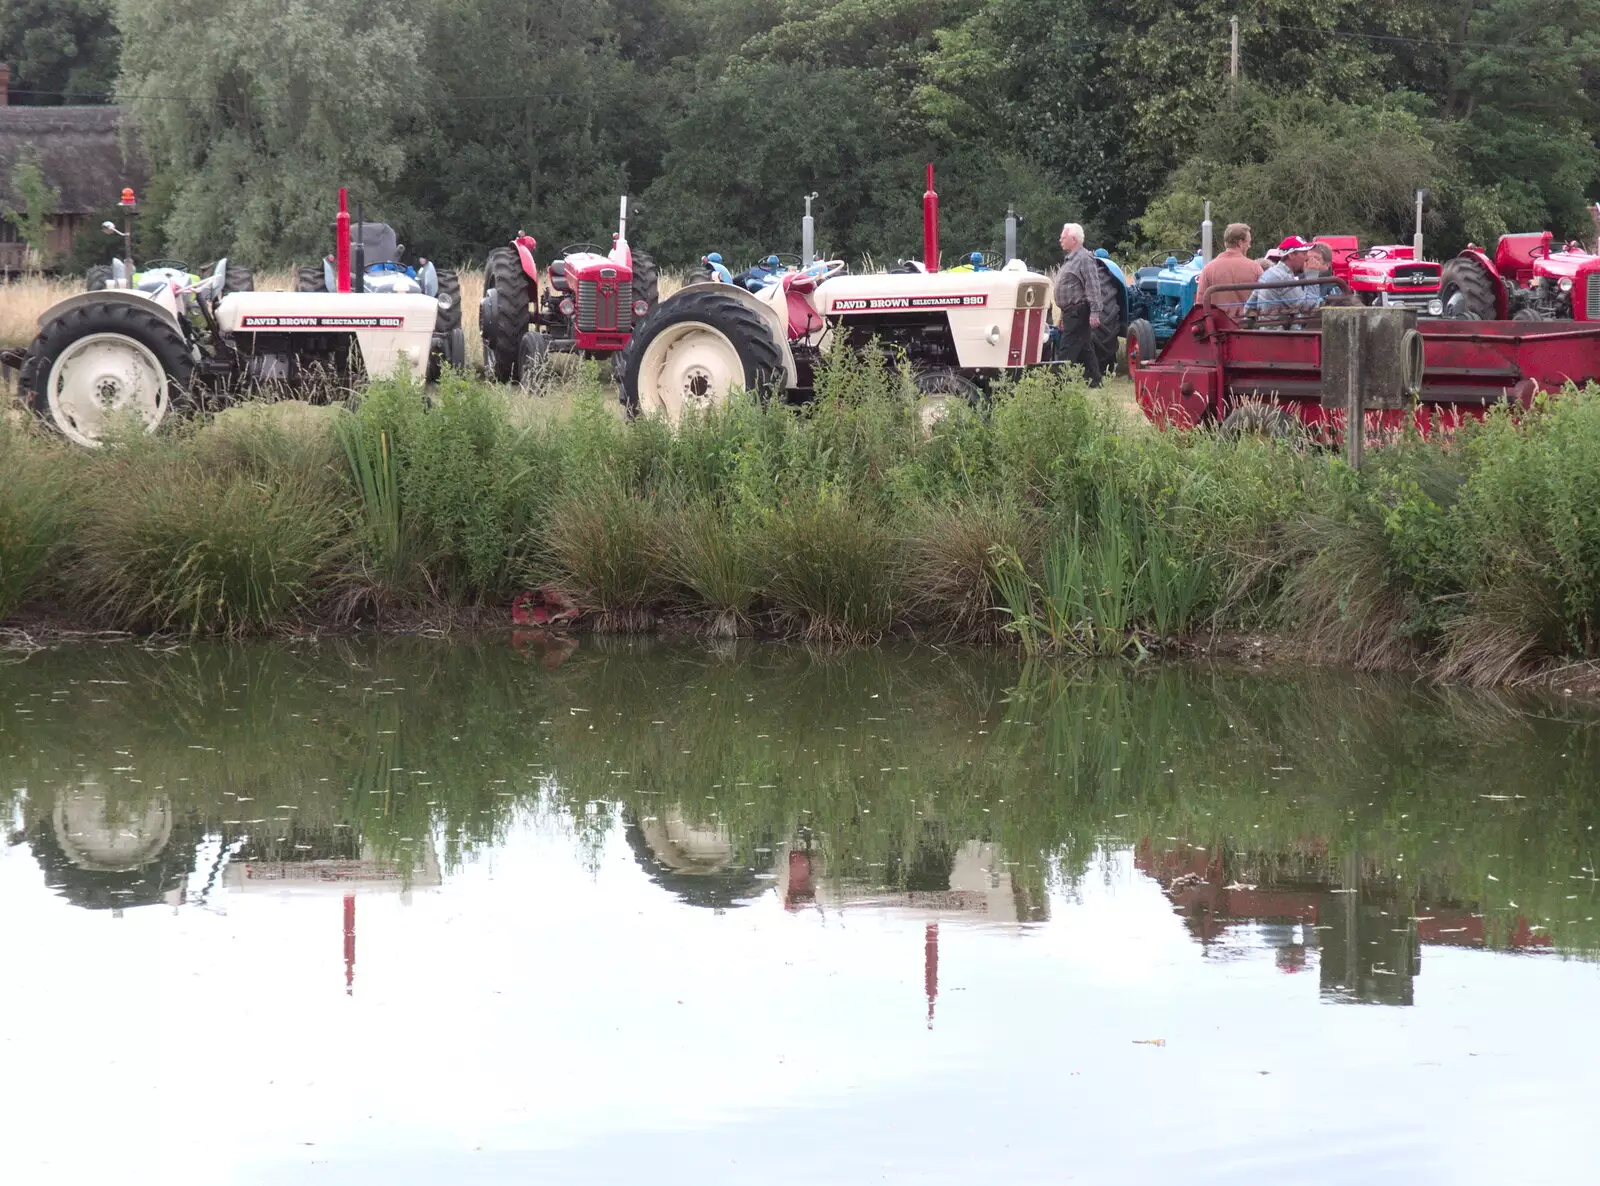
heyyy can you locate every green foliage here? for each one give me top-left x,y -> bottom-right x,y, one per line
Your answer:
0,421 -> 75,616
0,0 -> 120,104
3,148 -> 60,267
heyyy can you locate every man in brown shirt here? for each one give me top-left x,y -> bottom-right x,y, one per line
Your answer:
1196,223 -> 1263,308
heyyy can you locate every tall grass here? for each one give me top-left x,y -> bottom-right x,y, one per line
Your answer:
4,341 -> 1600,682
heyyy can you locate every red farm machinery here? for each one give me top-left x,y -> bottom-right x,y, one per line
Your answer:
1440,220 -> 1600,322
1130,277 -> 1600,435
478,197 -> 659,383
1314,236 -> 1443,315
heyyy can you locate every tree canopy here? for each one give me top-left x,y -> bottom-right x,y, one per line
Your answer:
36,0 -> 1600,266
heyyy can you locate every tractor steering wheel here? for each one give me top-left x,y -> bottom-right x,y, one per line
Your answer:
802,258 -> 847,282
1361,246 -> 1392,260
142,258 -> 191,272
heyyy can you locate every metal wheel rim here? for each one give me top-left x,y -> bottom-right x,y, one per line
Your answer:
636,323 -> 743,424
916,392 -> 957,431
46,332 -> 169,447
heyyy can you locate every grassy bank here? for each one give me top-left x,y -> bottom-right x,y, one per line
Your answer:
3,353 -> 1599,685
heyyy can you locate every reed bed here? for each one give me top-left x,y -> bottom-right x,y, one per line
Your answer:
2,343 -> 1599,684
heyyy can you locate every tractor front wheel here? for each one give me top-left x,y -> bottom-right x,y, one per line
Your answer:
1125,318 -> 1157,370
434,268 -> 462,335
912,368 -> 981,431
1440,256 -> 1498,320
20,301 -> 194,447
481,247 -> 532,383
630,248 -> 660,316
622,290 -> 784,423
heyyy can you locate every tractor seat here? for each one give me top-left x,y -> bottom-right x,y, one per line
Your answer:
780,272 -> 821,340
549,260 -> 570,293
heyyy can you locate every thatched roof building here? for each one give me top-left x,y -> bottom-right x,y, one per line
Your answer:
0,65 -> 149,269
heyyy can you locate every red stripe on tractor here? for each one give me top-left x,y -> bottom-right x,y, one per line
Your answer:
1024,307 -> 1043,363
1008,309 -> 1027,366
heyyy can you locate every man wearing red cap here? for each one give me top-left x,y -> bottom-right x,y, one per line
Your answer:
1245,236 -> 1321,327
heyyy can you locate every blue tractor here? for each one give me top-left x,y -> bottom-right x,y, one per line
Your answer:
1124,251 -> 1204,364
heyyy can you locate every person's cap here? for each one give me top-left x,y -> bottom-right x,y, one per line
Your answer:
706,252 -> 722,263
1265,248 -> 1284,261
1094,247 -> 1109,258
1276,235 -> 1314,254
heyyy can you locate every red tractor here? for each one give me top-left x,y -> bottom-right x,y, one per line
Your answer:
1439,230 -> 1600,321
478,197 -> 658,382
1313,236 -> 1443,315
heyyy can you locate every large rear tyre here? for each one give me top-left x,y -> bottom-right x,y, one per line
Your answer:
1440,256 -> 1499,320
295,265 -> 326,294
1093,260 -> 1126,373
19,302 -> 194,447
481,247 -> 532,383
223,264 -> 254,296
621,290 -> 784,424
434,268 -> 462,335
86,265 -> 113,292
629,248 -> 659,315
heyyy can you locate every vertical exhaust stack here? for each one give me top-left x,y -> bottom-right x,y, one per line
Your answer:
923,163 -> 939,273
1201,200 -> 1214,263
618,195 -> 629,250
802,192 -> 818,266
335,188 -> 351,293
1005,204 -> 1019,265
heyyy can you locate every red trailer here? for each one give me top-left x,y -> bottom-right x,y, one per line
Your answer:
1132,279 -> 1600,433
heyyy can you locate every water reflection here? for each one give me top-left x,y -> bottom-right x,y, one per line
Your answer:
3,638 -> 1598,998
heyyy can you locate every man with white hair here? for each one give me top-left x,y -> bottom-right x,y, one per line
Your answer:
1053,222 -> 1104,386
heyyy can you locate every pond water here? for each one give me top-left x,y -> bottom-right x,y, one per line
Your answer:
2,638 -> 1598,1184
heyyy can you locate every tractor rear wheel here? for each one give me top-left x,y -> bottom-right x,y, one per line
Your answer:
622,290 -> 784,423
630,248 -> 659,315
295,265 -> 326,294
434,268 -> 462,335
1440,256 -> 1498,320
223,265 -> 254,296
1093,261 -> 1126,373
86,265 -> 113,292
912,368 -> 982,431
1125,318 -> 1157,370
20,301 -> 194,447
481,247 -> 532,383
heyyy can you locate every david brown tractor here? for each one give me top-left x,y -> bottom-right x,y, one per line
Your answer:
1312,237 -> 1443,315
9,195 -> 452,447
478,197 -> 659,383
296,217 -> 464,368
1439,227 -> 1600,321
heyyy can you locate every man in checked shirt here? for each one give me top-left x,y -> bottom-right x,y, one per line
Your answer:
1053,222 -> 1104,387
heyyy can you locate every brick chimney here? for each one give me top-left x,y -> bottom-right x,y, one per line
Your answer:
0,63 -> 10,106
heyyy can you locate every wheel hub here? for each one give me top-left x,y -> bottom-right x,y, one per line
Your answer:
46,332 -> 169,447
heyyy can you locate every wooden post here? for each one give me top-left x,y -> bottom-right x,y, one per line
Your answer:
1344,318 -> 1365,470
1230,17 -> 1240,82
1322,306 -> 1416,470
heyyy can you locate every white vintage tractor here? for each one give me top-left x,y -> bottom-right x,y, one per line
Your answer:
620,260 -> 1053,425
10,260 -> 445,447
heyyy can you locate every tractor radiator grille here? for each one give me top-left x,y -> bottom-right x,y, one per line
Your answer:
1587,273 -> 1600,321
1390,264 -> 1439,287
577,280 -> 633,333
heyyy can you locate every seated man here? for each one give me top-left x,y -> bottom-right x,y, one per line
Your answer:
700,252 -> 733,283
1245,236 -> 1321,327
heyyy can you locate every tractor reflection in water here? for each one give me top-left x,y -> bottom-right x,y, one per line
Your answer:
626,812 -> 1048,1026
7,783 -> 198,912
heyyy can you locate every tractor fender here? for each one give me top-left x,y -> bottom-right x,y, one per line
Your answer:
34,288 -> 183,335
420,260 -> 439,298
1458,246 -> 1509,319
514,239 -> 539,284
666,280 -> 798,389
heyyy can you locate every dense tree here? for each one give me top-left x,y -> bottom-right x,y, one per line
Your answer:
98,0 -> 1600,266
0,0 -> 120,104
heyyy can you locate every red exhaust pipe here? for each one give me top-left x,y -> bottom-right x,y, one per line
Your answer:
335,188 -> 351,293
923,164 -> 939,273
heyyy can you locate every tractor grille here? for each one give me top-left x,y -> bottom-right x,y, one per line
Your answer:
1389,264 -> 1439,288
1587,273 -> 1600,320
577,280 -> 633,333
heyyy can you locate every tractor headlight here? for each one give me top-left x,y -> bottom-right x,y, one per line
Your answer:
437,293 -> 454,309
1427,298 -> 1444,316
632,299 -> 650,318
559,297 -> 575,317
1559,277 -> 1574,292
